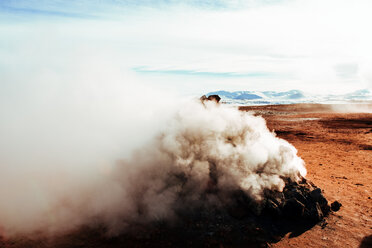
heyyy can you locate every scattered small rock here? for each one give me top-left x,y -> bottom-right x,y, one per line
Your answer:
320,220 -> 328,229
335,176 -> 348,180
331,201 -> 342,211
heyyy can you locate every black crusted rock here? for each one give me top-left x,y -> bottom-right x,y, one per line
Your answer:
331,201 -> 342,211
282,198 -> 306,218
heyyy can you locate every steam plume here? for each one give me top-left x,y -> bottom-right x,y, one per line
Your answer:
0,97 -> 306,237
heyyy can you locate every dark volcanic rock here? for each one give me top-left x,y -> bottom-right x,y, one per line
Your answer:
309,188 -> 330,214
282,198 -> 305,218
331,201 -> 342,211
207,95 -> 221,102
310,202 -> 324,222
127,177 -> 331,247
310,188 -> 324,202
257,178 -> 330,240
200,94 -> 221,103
264,199 -> 281,218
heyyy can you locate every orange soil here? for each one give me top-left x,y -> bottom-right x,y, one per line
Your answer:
241,103 -> 372,248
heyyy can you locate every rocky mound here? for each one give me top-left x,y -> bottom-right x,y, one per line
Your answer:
89,178 -> 339,248
1,178 -> 340,248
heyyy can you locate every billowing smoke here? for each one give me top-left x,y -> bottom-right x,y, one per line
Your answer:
110,100 -> 307,227
0,88 -> 306,237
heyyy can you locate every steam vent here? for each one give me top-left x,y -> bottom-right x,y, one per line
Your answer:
113,95 -> 341,247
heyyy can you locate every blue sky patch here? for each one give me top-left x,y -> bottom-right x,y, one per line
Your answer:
133,67 -> 278,78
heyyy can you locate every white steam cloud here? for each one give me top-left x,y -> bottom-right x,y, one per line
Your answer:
111,101 -> 307,224
0,78 -> 306,237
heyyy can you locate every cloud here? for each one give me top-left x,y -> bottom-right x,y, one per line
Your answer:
0,0 -> 289,17
1,0 -> 372,94
133,66 -> 280,78
334,63 -> 359,79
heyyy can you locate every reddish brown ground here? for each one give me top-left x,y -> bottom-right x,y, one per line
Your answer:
241,103 -> 372,248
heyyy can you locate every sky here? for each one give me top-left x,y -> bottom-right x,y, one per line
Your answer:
1,0 -> 372,95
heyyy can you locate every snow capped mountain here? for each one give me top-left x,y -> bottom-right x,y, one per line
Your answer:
260,90 -> 305,100
206,89 -> 371,105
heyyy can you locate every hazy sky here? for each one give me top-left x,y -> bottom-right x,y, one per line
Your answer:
1,0 -> 372,95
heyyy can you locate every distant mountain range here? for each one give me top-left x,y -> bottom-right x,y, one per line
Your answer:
206,89 -> 372,105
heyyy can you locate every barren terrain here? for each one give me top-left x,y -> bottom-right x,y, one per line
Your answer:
241,103 -> 372,248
